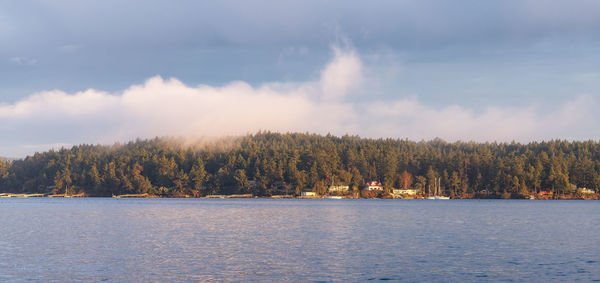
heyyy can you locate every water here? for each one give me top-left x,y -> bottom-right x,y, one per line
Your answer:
1,199 -> 599,282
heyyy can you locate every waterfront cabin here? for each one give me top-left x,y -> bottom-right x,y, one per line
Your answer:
578,187 -> 595,194
392,189 -> 416,195
364,181 -> 383,191
328,185 -> 349,192
301,191 -> 317,196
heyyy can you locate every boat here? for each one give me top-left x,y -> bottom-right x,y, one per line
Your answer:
427,177 -> 450,200
326,196 -> 344,199
427,195 -> 450,200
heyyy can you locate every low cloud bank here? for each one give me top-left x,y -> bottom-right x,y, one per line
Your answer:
0,47 -> 597,156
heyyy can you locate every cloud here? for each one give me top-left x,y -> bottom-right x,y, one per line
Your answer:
319,46 -> 362,100
9,57 -> 37,66
0,47 -> 598,157
59,44 -> 83,53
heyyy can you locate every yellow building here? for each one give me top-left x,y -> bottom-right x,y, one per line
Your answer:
392,189 -> 417,195
328,185 -> 349,192
578,187 -> 595,194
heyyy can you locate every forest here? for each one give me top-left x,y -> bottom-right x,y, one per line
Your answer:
0,132 -> 599,198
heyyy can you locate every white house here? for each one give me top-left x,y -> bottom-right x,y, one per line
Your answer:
364,181 -> 383,191
301,191 -> 317,196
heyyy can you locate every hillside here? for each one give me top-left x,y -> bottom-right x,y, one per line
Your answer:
0,133 -> 599,197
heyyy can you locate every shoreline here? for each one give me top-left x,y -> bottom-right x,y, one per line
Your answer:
1,193 -> 598,200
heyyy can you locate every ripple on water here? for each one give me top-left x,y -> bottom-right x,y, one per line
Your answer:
0,198 -> 599,282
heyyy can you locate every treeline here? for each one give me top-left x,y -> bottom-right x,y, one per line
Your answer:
0,132 -> 599,197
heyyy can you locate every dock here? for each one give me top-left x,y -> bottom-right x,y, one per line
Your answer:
47,193 -> 86,198
0,193 -> 45,198
204,194 -> 253,198
112,193 -> 152,198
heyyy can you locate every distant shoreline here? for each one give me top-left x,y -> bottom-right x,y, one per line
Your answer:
3,134 -> 600,200
1,192 -> 598,200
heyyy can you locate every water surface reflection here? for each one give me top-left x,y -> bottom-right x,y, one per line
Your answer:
1,199 -> 599,281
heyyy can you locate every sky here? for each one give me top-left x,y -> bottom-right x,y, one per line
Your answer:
2,0 -> 600,157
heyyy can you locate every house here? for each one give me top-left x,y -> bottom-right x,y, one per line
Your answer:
392,189 -> 417,195
364,181 -> 383,191
301,191 -> 317,196
328,185 -> 349,192
578,187 -> 595,194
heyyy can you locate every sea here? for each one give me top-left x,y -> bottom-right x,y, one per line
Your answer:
1,198 -> 599,282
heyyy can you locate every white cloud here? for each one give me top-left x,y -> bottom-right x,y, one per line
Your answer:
9,57 -> 37,66
59,44 -> 83,53
0,47 -> 598,157
319,46 -> 363,101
